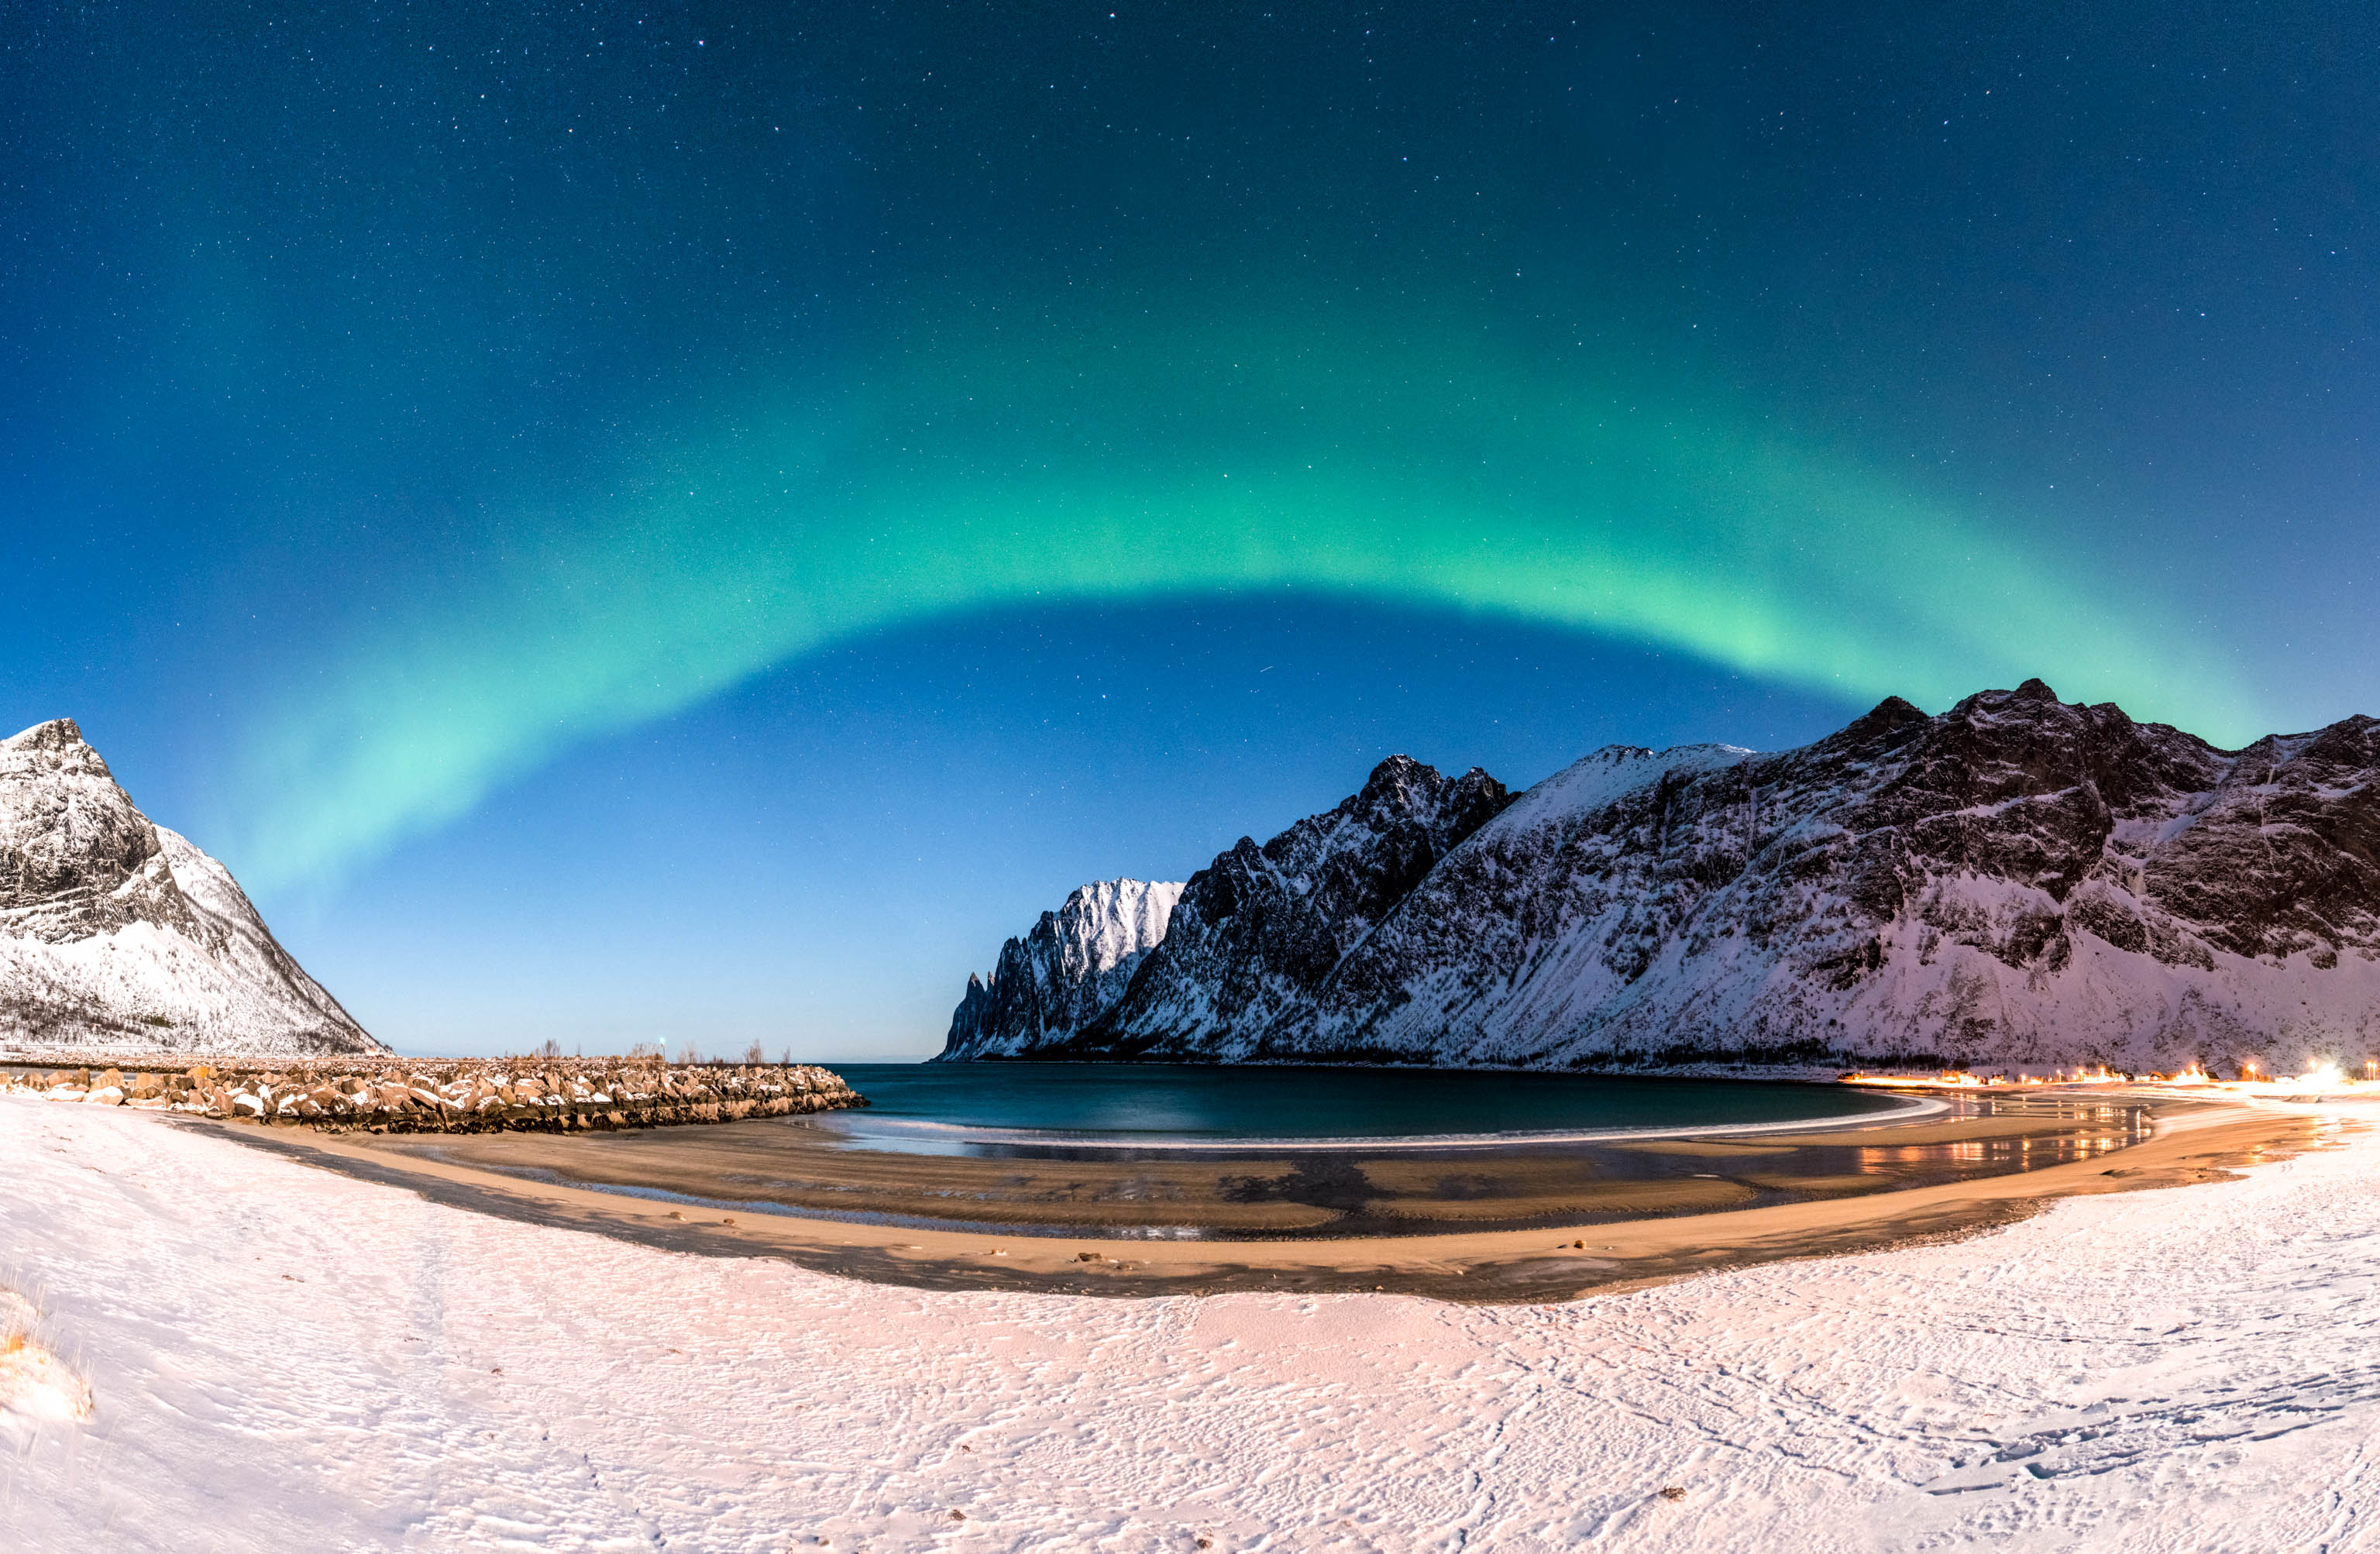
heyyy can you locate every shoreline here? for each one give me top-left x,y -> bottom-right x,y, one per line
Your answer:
196,1086 -> 2324,1303
807,1088 -> 1945,1153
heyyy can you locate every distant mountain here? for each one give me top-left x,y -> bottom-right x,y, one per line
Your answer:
0,720 -> 380,1055
938,682 -> 2380,1075
941,878 -> 1184,1060
1071,756 -> 1512,1051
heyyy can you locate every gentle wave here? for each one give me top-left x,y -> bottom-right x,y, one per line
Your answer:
807,1092 -> 1942,1152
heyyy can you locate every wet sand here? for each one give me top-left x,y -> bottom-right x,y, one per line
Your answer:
198,1088 -> 2329,1303
261,1088 -> 2144,1239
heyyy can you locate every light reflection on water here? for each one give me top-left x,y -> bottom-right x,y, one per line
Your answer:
378,1071 -> 2168,1243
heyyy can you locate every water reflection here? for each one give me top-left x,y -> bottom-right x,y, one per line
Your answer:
798,1091 -> 2163,1239
353,1082 -> 2170,1243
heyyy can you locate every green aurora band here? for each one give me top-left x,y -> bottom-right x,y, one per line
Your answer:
218,308 -> 2265,890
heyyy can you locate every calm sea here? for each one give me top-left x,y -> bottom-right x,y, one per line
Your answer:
820,1062 -> 1911,1153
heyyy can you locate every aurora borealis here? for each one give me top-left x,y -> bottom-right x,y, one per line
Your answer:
7,3 -> 2378,1054
220,302 -> 2263,892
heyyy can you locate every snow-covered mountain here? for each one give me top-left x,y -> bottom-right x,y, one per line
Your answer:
941,878 -> 1184,1059
940,682 -> 2380,1074
1072,756 -> 1512,1054
0,720 -> 380,1055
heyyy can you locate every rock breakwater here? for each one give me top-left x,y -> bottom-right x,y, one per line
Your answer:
0,1057 -> 865,1133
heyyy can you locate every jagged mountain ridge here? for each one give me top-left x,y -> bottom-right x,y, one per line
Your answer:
1082,756 -> 1512,1049
940,682 -> 2380,1074
941,878 -> 1185,1059
0,720 -> 380,1054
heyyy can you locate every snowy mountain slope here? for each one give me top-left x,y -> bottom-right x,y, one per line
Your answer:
0,720 -> 380,1055
946,682 -> 2380,1074
939,878 -> 1185,1059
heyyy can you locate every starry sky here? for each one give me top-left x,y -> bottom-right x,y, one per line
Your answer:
5,2 -> 2376,1057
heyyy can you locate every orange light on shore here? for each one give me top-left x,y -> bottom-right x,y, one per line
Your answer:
1846,1064 -> 2376,1095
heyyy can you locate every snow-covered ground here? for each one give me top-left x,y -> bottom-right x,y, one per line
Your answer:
4,1095 -> 2376,1552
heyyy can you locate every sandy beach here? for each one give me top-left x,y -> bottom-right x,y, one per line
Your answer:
204,1088 -> 2306,1301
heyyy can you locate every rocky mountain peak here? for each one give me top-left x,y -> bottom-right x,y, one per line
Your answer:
1312,755 -> 1509,859
1057,757 -> 1516,1055
2,718 -> 179,936
1356,752 -> 1433,798
0,719 -> 380,1056
1842,693 -> 1931,736
938,877 -> 1185,1060
5,717 -> 104,764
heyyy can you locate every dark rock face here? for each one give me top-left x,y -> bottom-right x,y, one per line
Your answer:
949,686 -> 2380,1074
0,720 -> 381,1055
1073,755 -> 1512,1055
938,879 -> 1183,1060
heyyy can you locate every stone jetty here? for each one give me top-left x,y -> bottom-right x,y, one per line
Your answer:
0,1056 -> 865,1134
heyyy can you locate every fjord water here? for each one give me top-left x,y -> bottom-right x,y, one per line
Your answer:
822,1063 -> 1907,1151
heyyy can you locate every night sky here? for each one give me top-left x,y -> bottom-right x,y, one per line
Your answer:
5,3 -> 2376,1057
